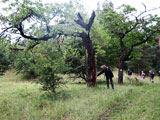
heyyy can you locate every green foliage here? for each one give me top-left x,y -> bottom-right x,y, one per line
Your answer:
0,0 -> 86,41
63,38 -> 87,80
14,51 -> 37,79
101,4 -> 159,47
118,4 -> 137,14
0,0 -> 90,92
14,40 -> 66,93
1,71 -> 160,120
98,3 -> 160,71
0,39 -> 11,75
126,45 -> 160,74
0,48 -> 10,75
0,0 -> 91,84
34,42 -> 65,93
91,14 -> 119,68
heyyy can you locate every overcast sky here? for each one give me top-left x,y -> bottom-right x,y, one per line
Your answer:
1,0 -> 160,15
84,0 -> 160,13
41,0 -> 160,16
111,0 -> 160,15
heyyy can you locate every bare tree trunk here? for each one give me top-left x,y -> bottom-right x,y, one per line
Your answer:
118,38 -> 126,84
75,11 -> 96,87
92,56 -> 97,84
118,58 -> 124,84
82,36 -> 96,86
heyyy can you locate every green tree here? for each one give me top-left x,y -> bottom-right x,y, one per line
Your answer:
0,0 -> 88,92
63,37 -> 87,81
0,0 -> 84,42
34,41 -> 66,94
126,42 -> 160,74
14,40 -> 66,94
91,14 -> 118,68
100,4 -> 160,84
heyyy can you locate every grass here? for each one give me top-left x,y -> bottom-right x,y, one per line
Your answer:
0,71 -> 160,120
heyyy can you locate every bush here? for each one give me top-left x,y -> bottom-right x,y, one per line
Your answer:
14,51 -> 37,79
35,65 -> 63,93
64,43 -> 87,81
14,41 -> 67,94
33,43 -> 66,94
0,46 -> 10,75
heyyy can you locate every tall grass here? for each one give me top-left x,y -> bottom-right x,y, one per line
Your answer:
0,71 -> 160,120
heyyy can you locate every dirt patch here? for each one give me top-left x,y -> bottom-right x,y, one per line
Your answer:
61,112 -> 71,120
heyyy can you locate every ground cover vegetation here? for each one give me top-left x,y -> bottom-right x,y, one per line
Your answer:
0,71 -> 160,120
0,0 -> 160,119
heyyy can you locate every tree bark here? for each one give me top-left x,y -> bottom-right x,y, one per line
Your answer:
75,11 -> 96,86
118,38 -> 127,84
82,35 -> 96,86
118,58 -> 124,84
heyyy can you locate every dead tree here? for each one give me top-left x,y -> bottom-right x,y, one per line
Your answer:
75,11 -> 96,86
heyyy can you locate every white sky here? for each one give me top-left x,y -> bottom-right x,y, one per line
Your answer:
111,0 -> 160,15
84,0 -> 160,14
1,0 -> 160,15
42,0 -> 160,15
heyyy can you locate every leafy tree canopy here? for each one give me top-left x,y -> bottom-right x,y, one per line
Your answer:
0,0 -> 87,43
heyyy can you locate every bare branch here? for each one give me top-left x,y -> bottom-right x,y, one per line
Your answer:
0,26 -> 14,37
74,13 -> 89,30
127,5 -> 160,36
137,6 -> 160,18
18,10 -> 53,38
21,13 -> 33,23
88,11 -> 96,31
74,11 -> 96,31
15,16 -> 59,41
141,2 -> 147,12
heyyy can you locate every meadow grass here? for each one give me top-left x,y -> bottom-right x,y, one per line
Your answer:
0,71 -> 160,120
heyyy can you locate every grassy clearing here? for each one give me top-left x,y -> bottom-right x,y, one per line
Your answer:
0,71 -> 160,120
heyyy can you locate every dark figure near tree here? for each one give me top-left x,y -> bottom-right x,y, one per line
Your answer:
128,69 -> 132,76
149,70 -> 155,83
128,69 -> 132,77
97,65 -> 114,89
158,71 -> 160,77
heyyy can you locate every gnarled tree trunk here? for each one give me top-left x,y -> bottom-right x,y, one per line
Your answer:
75,11 -> 96,86
82,36 -> 96,86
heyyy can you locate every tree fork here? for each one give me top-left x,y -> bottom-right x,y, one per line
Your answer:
75,11 -> 96,86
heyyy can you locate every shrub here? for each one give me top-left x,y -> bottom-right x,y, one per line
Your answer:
33,43 -> 66,94
14,41 -> 66,94
14,51 -> 37,79
0,46 -> 10,75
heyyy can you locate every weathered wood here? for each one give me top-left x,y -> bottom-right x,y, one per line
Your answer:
75,11 -> 96,86
75,11 -> 96,31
